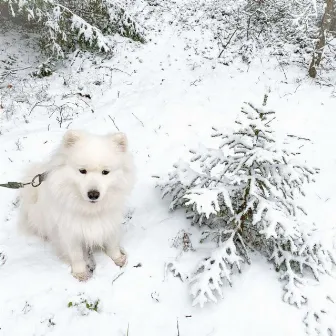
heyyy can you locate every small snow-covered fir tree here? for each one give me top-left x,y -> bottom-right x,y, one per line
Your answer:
0,0 -> 145,57
156,95 -> 335,313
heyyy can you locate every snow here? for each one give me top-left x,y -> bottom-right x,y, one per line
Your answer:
1,3 -> 336,336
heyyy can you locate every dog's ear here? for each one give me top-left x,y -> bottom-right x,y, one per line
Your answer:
62,130 -> 82,148
110,132 -> 128,152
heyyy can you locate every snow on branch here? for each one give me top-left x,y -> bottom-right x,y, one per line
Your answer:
190,230 -> 243,307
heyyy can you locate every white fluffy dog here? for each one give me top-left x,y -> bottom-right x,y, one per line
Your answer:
18,130 -> 135,281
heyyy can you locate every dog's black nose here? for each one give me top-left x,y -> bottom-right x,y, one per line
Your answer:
88,190 -> 100,201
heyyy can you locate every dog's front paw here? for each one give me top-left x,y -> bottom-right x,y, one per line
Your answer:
113,252 -> 127,267
72,271 -> 91,282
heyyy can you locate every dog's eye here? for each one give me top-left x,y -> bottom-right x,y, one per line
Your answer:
79,169 -> 87,175
102,170 -> 110,175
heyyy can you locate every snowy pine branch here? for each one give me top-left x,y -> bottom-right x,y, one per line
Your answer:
1,0 -> 146,57
190,230 -> 243,307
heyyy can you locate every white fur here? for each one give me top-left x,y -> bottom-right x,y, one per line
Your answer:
18,130 -> 135,281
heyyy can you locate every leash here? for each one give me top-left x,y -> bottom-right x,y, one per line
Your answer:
0,172 -> 48,189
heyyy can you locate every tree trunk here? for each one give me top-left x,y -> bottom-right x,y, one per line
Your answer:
331,13 -> 336,36
308,0 -> 335,78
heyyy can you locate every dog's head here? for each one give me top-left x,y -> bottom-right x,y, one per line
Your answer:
53,130 -> 134,210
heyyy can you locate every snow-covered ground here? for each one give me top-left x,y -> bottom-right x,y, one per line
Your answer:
0,3 -> 336,335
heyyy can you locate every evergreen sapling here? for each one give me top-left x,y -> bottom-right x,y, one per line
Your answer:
156,96 -> 335,314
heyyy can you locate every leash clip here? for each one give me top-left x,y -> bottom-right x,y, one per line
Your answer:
31,173 -> 45,187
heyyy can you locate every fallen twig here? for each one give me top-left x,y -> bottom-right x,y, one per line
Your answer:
131,112 -> 144,127
0,66 -> 32,84
287,134 -> 311,141
218,28 -> 238,58
275,55 -> 288,81
28,100 -> 47,116
62,93 -> 94,113
190,79 -> 201,86
76,92 -> 91,99
112,270 -> 125,285
108,115 -> 120,131
151,292 -> 160,302
95,65 -> 131,77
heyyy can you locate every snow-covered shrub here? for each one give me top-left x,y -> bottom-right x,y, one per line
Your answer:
32,58 -> 55,78
58,0 -> 146,42
156,95 -> 336,311
174,0 -> 326,66
0,0 -> 145,57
